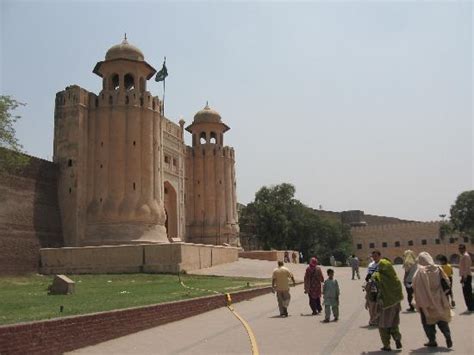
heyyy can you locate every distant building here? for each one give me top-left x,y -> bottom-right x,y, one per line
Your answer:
313,209 -> 471,264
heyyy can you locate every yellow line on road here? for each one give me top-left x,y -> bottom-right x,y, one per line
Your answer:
178,277 -> 260,355
227,303 -> 260,355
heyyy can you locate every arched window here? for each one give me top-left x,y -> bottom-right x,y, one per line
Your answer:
124,73 -> 135,91
192,134 -> 196,146
200,132 -> 207,144
139,77 -> 145,92
210,132 -> 217,144
110,74 -> 119,90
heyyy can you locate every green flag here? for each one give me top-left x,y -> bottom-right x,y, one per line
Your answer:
155,60 -> 168,82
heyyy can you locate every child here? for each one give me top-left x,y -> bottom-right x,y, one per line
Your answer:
323,268 -> 340,322
438,255 -> 455,308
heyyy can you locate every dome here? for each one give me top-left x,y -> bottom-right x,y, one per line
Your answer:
105,38 -> 144,61
193,104 -> 222,123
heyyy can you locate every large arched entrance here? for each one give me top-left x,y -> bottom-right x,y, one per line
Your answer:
164,181 -> 178,241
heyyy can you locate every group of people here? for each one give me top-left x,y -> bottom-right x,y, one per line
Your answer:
271,258 -> 340,322
271,244 -> 472,352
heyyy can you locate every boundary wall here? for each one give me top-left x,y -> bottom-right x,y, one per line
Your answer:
0,153 -> 63,274
40,243 -> 239,274
0,286 -> 272,354
239,250 -> 299,263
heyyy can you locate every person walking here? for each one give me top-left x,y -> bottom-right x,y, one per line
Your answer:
438,255 -> 455,308
351,254 -> 360,280
371,256 -> 403,352
272,261 -> 296,317
322,269 -> 340,322
412,252 -> 453,348
364,252 -> 380,326
304,257 -> 324,315
458,244 -> 473,311
402,250 -> 418,312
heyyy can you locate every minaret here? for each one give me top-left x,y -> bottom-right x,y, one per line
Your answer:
185,104 -> 240,246
54,37 -> 169,245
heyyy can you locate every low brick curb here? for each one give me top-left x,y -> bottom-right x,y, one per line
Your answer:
0,286 -> 273,355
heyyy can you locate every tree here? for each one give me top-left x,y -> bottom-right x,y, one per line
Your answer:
450,190 -> 474,239
240,183 -> 352,264
0,95 -> 29,172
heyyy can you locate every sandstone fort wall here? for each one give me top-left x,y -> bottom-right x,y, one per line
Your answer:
0,154 -> 63,274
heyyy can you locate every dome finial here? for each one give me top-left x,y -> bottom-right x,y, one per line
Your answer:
205,101 -> 209,109
122,33 -> 128,44
124,32 -> 127,40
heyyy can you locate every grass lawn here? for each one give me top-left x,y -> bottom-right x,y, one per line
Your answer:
0,274 -> 270,326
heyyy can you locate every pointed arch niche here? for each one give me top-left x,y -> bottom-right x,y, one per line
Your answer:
164,181 -> 178,240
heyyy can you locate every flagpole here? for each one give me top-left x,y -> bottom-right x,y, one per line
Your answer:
163,77 -> 166,116
162,56 -> 166,117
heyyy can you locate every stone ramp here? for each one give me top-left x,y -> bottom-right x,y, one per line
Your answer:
188,257 -> 309,282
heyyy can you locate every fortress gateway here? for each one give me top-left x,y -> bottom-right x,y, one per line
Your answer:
53,38 -> 240,248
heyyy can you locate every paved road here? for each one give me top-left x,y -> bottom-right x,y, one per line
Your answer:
72,262 -> 473,355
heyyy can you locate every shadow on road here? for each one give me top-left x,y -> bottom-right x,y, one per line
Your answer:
409,347 -> 452,353
361,350 -> 401,355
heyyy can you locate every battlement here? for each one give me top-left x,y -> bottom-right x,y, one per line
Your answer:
163,117 -> 182,139
352,221 -> 440,232
55,85 -> 90,107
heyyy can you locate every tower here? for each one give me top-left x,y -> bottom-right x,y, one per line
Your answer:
185,105 -> 240,246
54,37 -> 169,245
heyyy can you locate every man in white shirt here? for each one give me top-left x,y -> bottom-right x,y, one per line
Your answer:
458,244 -> 473,311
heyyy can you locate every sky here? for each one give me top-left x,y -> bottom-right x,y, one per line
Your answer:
1,0 -> 472,221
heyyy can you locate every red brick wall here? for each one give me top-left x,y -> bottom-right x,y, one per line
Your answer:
0,286 -> 272,354
0,154 -> 63,274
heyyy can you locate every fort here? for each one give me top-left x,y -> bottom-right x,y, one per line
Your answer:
0,37 -> 241,274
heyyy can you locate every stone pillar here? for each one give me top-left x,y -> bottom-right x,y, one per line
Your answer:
204,146 -> 216,226
224,147 -> 233,224
120,106 -> 140,218
215,147 -> 225,237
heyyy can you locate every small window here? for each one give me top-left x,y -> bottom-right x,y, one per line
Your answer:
394,241 -> 400,247
421,239 -> 427,245
109,96 -> 113,105
133,182 -> 136,190
210,132 -> 217,144
449,237 -> 455,244
164,187 -> 168,194
369,242 -> 375,249
124,73 -> 135,91
164,155 -> 170,164
200,132 -> 207,144
408,240 -> 414,246
133,141 -> 136,146
463,236 -> 469,243
357,244 -> 362,250
110,74 -> 119,90
68,159 -> 73,167
69,188 -> 72,194
382,242 -> 387,248
125,96 -> 129,104
435,239 -> 440,245
173,158 -> 177,167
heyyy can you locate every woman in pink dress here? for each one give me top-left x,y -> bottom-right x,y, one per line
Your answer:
304,257 -> 325,315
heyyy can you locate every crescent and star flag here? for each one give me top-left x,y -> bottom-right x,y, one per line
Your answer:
155,59 -> 168,82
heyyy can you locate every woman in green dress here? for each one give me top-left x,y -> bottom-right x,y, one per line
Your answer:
372,258 -> 404,352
